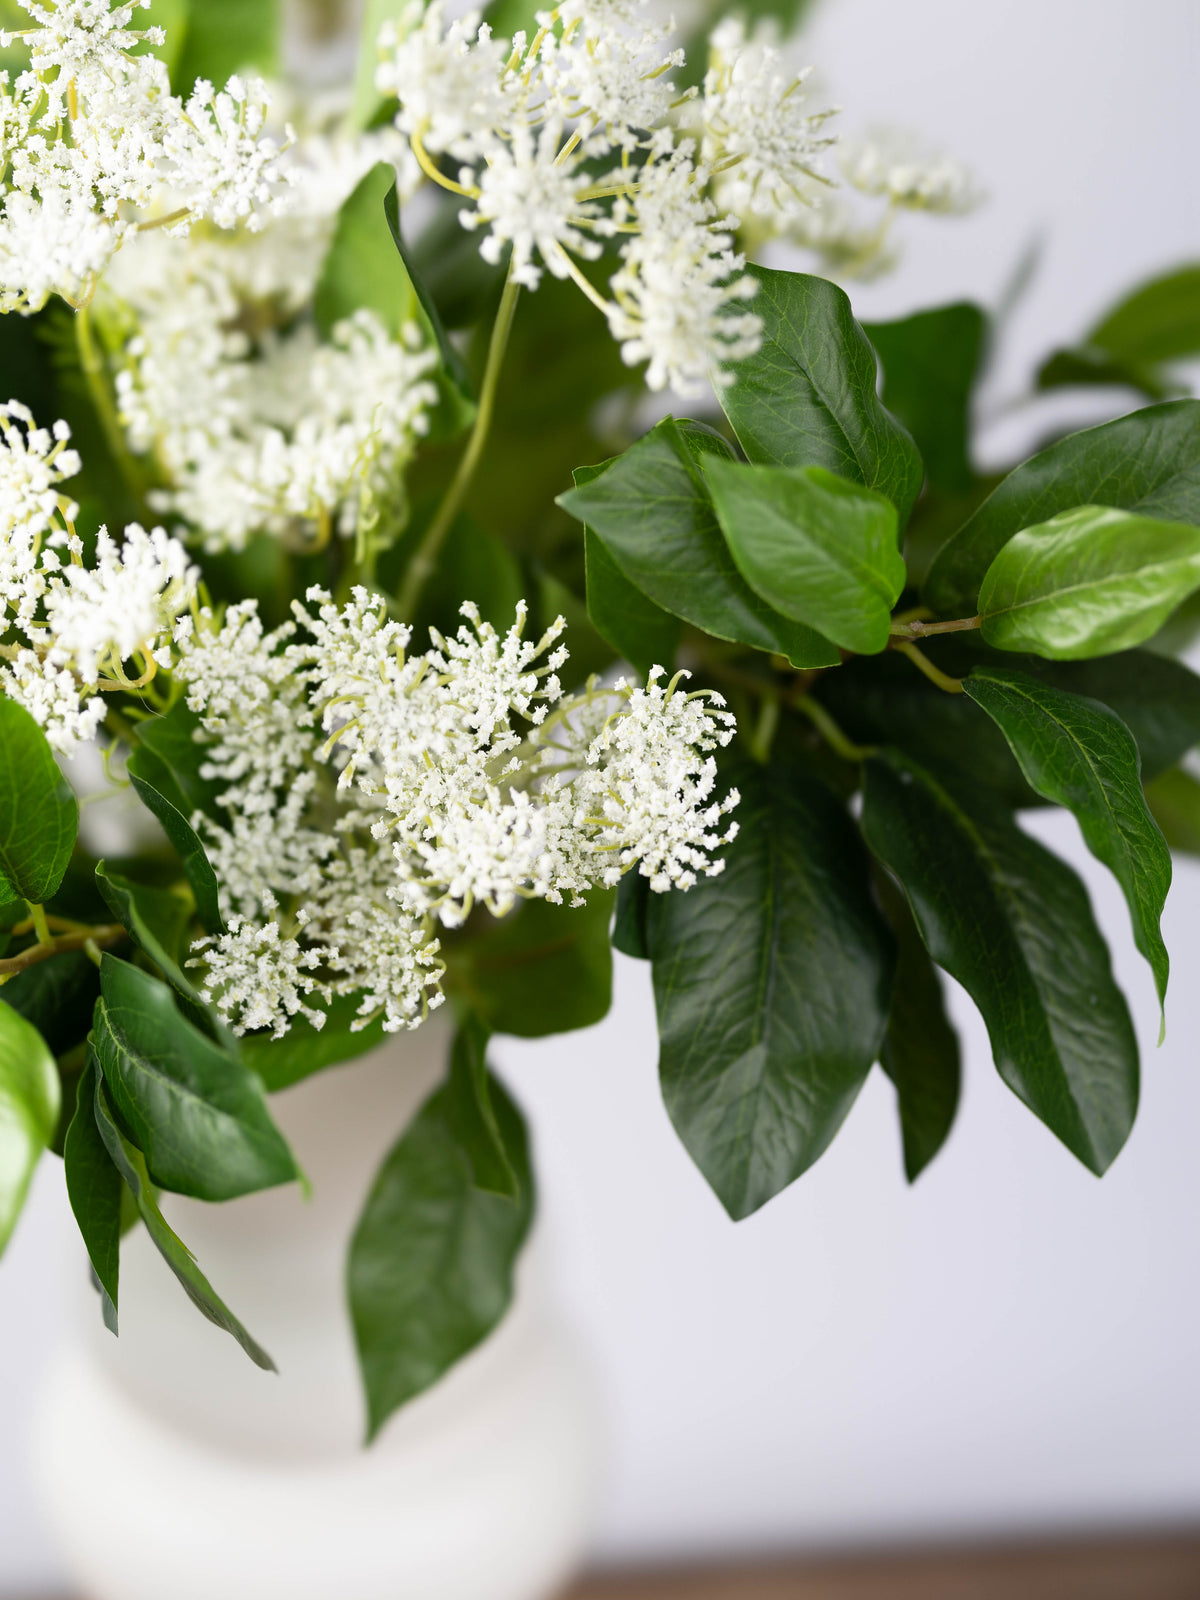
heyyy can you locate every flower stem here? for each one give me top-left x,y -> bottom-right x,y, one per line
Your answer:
395,270 -> 521,624
896,640 -> 965,694
75,302 -> 144,506
890,614 -> 981,639
0,922 -> 124,978
794,696 -> 874,763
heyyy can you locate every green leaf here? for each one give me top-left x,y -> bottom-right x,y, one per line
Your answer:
172,0 -> 278,91
978,505 -> 1200,658
1145,766 -> 1200,856
0,999 -> 59,1255
874,870 -> 961,1182
647,741 -> 895,1220
0,695 -> 78,904
925,400 -> 1200,616
139,0 -> 189,77
94,864 -> 193,998
864,303 -> 987,494
126,744 -> 224,935
1,950 -> 101,1058
315,161 -> 416,339
585,527 -> 680,682
351,0 -> 406,128
719,265 -> 924,525
92,1073 -> 275,1371
705,459 -> 905,654
384,181 -> 476,437
1038,264 -> 1200,400
93,955 -> 298,1202
63,1052 -> 121,1332
558,419 -> 840,668
444,1016 -> 519,1198
133,699 -> 225,822
349,1065 -> 533,1437
241,992 -> 387,1092
860,750 -> 1138,1174
444,892 -> 614,1037
964,666 -> 1172,1015
611,871 -> 651,961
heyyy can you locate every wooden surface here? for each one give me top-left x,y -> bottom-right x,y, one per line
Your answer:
566,1530 -> 1200,1600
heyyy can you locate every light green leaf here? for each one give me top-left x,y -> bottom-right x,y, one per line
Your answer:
719,266 -> 924,524
1038,264 -> 1200,400
925,399 -> 1200,616
92,1073 -> 275,1370
874,870 -> 961,1183
704,459 -> 905,654
172,0 -> 278,90
349,1065 -> 533,1437
648,740 -> 894,1220
965,666 -> 1171,1017
864,302 -> 987,494
351,0 -> 405,129
315,161 -> 415,339
93,955 -> 298,1202
558,418 -> 840,668
978,504 -> 1200,658
0,695 -> 78,904
64,1052 -> 122,1332
0,999 -> 59,1255
861,750 -> 1138,1175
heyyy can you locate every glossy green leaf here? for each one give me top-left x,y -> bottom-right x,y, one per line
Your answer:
1,950 -> 101,1058
242,993 -> 386,1092
444,891 -> 614,1037
585,527 -> 680,681
864,303 -> 987,494
0,999 -> 59,1255
315,162 -> 416,339
978,505 -> 1200,658
874,871 -> 961,1182
612,871 -> 651,961
861,750 -> 1138,1174
93,955 -> 298,1202
173,0 -> 278,91
127,744 -> 224,935
705,459 -> 905,654
719,266 -> 923,524
444,1016 -> 519,1198
965,667 -> 1171,1016
925,399 -> 1200,616
558,419 -> 840,668
64,1052 -> 121,1332
92,1074 -> 275,1370
0,696 -> 78,904
1144,766 -> 1200,856
349,1067 -> 533,1438
647,741 -> 894,1220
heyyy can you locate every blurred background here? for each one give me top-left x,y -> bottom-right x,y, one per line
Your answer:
5,0 -> 1200,1591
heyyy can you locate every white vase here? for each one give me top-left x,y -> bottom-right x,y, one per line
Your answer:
32,1014 -> 602,1600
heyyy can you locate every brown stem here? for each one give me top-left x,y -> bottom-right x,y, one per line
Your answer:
0,924 -> 124,977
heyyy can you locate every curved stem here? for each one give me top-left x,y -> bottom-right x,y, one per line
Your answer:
0,923 -> 124,979
896,640 -> 965,694
75,303 -> 144,505
394,270 -> 521,624
794,696 -> 874,763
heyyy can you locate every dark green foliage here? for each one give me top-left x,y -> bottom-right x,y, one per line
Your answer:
0,697 -> 78,904
865,303 -> 988,494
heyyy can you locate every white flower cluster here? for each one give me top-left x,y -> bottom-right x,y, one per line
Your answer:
374,0 -> 832,391
176,593 -> 737,1038
0,403 -> 197,750
0,0 -> 291,314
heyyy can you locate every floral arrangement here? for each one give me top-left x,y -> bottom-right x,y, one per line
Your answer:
2,0 -> 1199,1440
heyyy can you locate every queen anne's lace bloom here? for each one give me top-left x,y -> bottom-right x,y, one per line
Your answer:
172,592 -> 737,1039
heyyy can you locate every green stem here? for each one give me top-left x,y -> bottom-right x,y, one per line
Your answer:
748,695 -> 779,763
394,270 -> 521,624
890,614 -> 981,640
75,303 -> 144,506
896,640 -> 965,694
794,696 -> 874,763
27,901 -> 52,946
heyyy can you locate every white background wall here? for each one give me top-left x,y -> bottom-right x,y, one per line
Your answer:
5,0 -> 1200,1589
